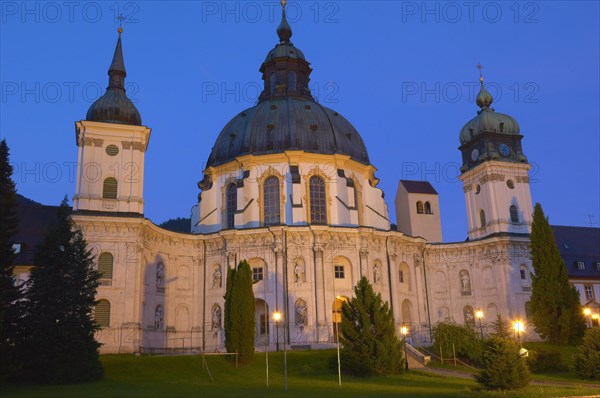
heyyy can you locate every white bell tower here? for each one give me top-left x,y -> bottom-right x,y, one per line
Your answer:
73,27 -> 151,215
458,70 -> 532,240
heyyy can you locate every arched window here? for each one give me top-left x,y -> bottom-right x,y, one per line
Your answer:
309,175 -> 327,224
95,299 -> 110,327
424,201 -> 432,214
510,205 -> 519,223
226,183 -> 237,229
287,71 -> 297,92
416,201 -> 424,214
98,252 -> 113,284
524,301 -> 532,320
102,177 -> 118,199
480,209 -> 486,227
263,176 -> 280,226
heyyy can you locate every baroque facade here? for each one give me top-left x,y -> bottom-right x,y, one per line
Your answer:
72,8 -> 537,353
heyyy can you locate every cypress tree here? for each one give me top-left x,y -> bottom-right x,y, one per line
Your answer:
530,203 -> 586,344
0,139 -> 22,380
224,266 -> 236,354
490,314 -> 511,339
19,197 -> 103,383
340,277 -> 403,376
476,337 -> 530,390
224,260 -> 255,364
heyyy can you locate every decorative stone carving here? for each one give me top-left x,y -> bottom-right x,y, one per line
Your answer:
213,266 -> 222,288
212,305 -> 221,330
373,263 -> 381,284
459,269 -> 471,292
156,262 -> 165,290
154,305 -> 164,330
295,299 -> 307,326
294,260 -> 305,283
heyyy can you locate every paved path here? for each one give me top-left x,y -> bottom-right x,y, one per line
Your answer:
414,366 -> 600,390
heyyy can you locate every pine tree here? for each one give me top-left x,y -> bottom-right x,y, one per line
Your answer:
224,260 -> 255,364
490,314 -> 511,339
340,277 -> 403,376
19,197 -> 103,383
530,203 -> 586,344
476,337 -> 530,390
0,139 -> 22,380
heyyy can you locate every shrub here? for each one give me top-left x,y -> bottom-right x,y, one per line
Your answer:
574,327 -> 600,380
432,321 -> 484,365
526,348 -> 568,373
476,337 -> 530,390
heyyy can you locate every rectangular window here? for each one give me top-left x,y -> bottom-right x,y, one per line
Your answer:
252,267 -> 263,282
259,314 -> 267,335
399,270 -> 404,283
576,261 -> 585,270
595,262 -> 600,271
520,269 -> 526,280
584,285 -> 594,300
334,265 -> 345,279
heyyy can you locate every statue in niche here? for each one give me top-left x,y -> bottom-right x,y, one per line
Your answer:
295,300 -> 307,326
213,266 -> 222,288
464,306 -> 474,323
294,262 -> 305,283
459,270 -> 471,291
212,306 -> 221,330
373,264 -> 381,283
156,263 -> 165,288
154,305 -> 163,330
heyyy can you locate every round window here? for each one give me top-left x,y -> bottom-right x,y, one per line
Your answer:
475,184 -> 481,194
507,180 -> 515,189
106,145 -> 119,156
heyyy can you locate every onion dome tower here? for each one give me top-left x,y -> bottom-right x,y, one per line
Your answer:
74,26 -> 151,215
458,66 -> 532,240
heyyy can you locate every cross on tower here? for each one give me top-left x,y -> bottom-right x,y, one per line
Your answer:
476,63 -> 484,83
116,13 -> 126,27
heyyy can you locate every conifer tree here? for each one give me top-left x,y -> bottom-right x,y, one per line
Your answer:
490,314 -> 511,339
224,260 -> 255,364
340,277 -> 403,376
476,337 -> 530,390
19,197 -> 103,383
530,203 -> 586,344
0,139 -> 22,380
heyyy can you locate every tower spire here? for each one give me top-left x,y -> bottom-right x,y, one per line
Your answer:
108,23 -> 126,90
277,0 -> 292,43
475,63 -> 493,110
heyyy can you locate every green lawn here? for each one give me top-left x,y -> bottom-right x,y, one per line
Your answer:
1,350 -> 597,398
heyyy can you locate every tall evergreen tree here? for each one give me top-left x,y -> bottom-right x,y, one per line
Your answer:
224,260 -> 255,364
490,314 -> 511,339
530,203 -> 586,344
19,197 -> 103,383
340,277 -> 403,376
0,139 -> 21,380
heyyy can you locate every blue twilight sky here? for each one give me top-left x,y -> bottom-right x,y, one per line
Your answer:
1,1 -> 599,242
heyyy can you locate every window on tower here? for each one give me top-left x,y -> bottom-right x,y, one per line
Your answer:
309,175 -> 327,224
510,205 -> 519,223
334,265 -> 345,279
424,202 -> 432,214
226,183 -> 237,229
480,210 -> 486,227
263,176 -> 280,226
416,201 -> 424,214
102,177 -> 118,199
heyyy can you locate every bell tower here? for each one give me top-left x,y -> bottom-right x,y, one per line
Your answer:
73,27 -> 151,215
458,68 -> 532,240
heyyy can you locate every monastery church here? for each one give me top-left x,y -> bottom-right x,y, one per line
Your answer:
71,6 -> 535,353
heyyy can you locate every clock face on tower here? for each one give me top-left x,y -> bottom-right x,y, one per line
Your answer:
498,143 -> 511,157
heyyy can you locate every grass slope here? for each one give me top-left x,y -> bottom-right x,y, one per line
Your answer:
1,350 -> 597,398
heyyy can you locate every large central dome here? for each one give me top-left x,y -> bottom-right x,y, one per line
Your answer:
207,98 -> 370,167
205,4 -> 370,168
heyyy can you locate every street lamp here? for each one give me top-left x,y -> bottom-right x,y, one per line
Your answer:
475,309 -> 484,339
401,325 -> 409,371
513,321 -> 524,348
583,307 -> 592,327
273,311 -> 281,352
273,311 -> 287,391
